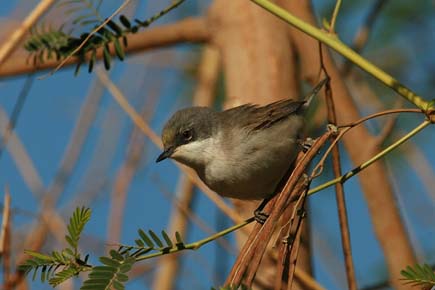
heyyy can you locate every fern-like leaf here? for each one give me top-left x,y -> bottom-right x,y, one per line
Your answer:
66,207 -> 92,251
401,263 -> 435,288
49,266 -> 81,287
20,207 -> 92,286
81,256 -> 134,290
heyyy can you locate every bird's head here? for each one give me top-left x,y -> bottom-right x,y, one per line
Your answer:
156,107 -> 217,167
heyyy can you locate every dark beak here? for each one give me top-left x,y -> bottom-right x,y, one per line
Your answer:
156,147 -> 174,163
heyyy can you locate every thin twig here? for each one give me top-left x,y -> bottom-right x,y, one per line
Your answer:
373,100 -> 404,146
308,119 -> 432,196
135,217 -> 255,262
274,178 -> 309,290
311,108 -> 424,178
338,108 -> 423,129
286,193 -> 307,290
329,0 -> 342,33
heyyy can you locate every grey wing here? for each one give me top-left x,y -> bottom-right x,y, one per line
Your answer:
221,99 -> 306,133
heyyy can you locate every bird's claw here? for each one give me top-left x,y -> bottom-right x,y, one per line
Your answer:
254,209 -> 269,224
300,137 -> 314,153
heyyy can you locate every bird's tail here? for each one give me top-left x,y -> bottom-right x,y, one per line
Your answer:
302,77 -> 329,110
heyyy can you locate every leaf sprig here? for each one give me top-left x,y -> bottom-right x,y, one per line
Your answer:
24,0 -> 186,75
19,207 -> 92,287
401,263 -> 435,288
81,253 -> 135,290
20,207 -> 252,289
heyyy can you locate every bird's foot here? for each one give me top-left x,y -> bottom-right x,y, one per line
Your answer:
300,137 -> 314,153
254,209 -> 269,224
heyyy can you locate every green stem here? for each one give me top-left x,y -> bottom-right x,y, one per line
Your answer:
329,0 -> 342,32
250,0 -> 429,110
135,217 -> 255,261
308,119 -> 431,195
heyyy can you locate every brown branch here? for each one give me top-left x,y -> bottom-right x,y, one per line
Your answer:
337,108 -> 423,129
285,197 -> 307,290
1,188 -> 11,290
274,176 -> 310,290
322,56 -> 357,290
373,100 -> 404,147
0,0 -> 57,66
0,17 -> 209,78
274,193 -> 295,290
225,194 -> 278,287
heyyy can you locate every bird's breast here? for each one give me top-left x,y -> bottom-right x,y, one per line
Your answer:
201,137 -> 298,200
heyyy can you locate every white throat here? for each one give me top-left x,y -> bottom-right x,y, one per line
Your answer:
171,135 -> 221,169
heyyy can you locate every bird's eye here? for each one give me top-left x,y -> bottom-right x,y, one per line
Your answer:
182,129 -> 193,141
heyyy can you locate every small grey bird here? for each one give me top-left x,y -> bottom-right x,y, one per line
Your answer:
156,79 -> 326,201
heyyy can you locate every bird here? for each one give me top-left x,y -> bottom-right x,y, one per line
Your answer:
156,79 -> 327,202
